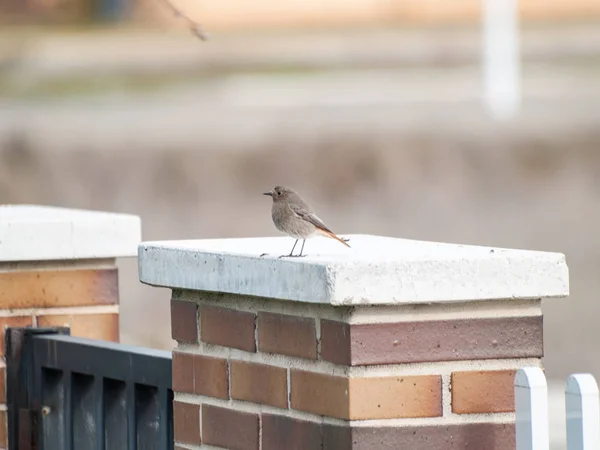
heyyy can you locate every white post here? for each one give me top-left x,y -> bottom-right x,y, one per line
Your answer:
566,374 -> 600,450
515,367 -> 550,450
482,0 -> 521,119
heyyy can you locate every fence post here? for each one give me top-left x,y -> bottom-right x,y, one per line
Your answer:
139,235 -> 569,449
0,205 -> 140,449
0,205 -> 141,343
566,374 -> 600,450
515,367 -> 550,450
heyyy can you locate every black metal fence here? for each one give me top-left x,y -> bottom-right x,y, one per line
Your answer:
5,327 -> 173,450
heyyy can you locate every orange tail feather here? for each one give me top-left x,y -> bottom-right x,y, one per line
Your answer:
318,228 -> 351,247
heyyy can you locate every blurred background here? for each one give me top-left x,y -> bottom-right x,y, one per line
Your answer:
1,0 -> 599,445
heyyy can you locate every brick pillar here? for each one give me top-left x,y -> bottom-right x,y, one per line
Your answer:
139,235 -> 569,450
0,205 -> 141,449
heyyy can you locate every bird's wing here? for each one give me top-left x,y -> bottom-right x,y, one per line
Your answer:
289,204 -> 334,234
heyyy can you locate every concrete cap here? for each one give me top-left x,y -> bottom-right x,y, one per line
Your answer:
0,205 -> 141,262
138,234 -> 569,306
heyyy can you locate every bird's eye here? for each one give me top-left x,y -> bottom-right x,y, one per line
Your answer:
277,191 -> 281,196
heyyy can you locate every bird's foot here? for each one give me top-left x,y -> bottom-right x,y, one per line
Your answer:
259,253 -> 268,257
278,254 -> 307,259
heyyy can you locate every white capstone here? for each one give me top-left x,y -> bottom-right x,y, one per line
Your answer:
138,235 -> 568,306
0,205 -> 141,262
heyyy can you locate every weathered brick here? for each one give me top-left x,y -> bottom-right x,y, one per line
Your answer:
37,313 -> 118,342
321,316 -> 543,366
351,422 -> 515,450
172,351 -> 194,394
230,361 -> 287,408
0,268 -> 118,309
171,299 -> 198,343
262,414 -> 322,450
320,319 -> 350,365
348,375 -> 442,419
202,404 -> 259,450
290,370 -> 349,419
0,316 -> 33,355
200,306 -> 256,352
173,401 -> 201,446
452,370 -> 516,414
194,354 -> 228,399
258,312 -> 317,359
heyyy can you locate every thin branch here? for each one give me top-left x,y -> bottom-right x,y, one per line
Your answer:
158,0 -> 209,41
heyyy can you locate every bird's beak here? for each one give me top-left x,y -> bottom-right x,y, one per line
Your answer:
263,191 -> 274,197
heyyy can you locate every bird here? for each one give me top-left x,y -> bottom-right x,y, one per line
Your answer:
263,185 -> 350,257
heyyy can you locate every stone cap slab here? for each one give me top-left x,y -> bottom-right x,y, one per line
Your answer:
0,205 -> 141,262
138,235 -> 569,306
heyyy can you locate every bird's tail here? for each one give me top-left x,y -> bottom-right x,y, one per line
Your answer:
318,228 -> 351,247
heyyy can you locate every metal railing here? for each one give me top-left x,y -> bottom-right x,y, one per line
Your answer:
6,327 -> 173,450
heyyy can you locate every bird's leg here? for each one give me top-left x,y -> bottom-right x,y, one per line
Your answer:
289,239 -> 299,256
298,239 -> 306,257
279,239 -> 299,258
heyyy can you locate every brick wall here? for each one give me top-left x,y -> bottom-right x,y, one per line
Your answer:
0,260 -> 120,449
170,291 -> 542,450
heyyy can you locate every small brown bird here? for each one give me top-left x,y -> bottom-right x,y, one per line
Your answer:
263,186 -> 350,257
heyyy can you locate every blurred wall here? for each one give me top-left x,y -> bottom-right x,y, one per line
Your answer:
137,0 -> 600,29
4,0 -> 600,27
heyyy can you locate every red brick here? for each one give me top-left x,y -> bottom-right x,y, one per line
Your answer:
172,351 -> 228,399
350,422 -> 515,450
230,361 -> 287,408
258,312 -> 317,359
37,313 -> 118,342
0,269 -> 118,309
0,316 -> 33,355
194,354 -> 228,399
452,370 -> 516,414
200,306 -> 256,352
173,401 -> 201,446
262,414 -> 322,450
202,404 -> 259,450
320,320 -> 350,365
172,351 -> 194,393
290,370 -> 349,419
321,316 -> 543,366
291,370 -> 442,420
171,299 -> 198,343
323,424 -> 352,450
